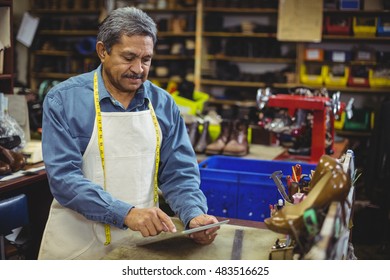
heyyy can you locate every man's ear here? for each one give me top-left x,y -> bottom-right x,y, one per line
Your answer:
96,41 -> 106,61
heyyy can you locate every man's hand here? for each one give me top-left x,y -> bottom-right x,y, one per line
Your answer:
124,207 -> 176,237
188,214 -> 220,245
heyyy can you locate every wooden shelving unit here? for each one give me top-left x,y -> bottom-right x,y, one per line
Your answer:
28,0 -> 104,91
0,0 -> 14,95
27,0 -> 390,104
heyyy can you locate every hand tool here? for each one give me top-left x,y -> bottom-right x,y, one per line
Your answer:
292,163 -> 302,182
270,170 -> 292,203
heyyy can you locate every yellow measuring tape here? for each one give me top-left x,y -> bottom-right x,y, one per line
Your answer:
93,72 -> 160,245
148,103 -> 161,205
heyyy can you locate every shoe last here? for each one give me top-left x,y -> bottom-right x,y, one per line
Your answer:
264,155 -> 350,235
0,145 -> 26,173
0,160 -> 11,175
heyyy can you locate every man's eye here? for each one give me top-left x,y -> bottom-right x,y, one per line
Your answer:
124,57 -> 134,61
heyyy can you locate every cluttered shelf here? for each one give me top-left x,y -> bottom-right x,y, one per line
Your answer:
0,162 -> 46,194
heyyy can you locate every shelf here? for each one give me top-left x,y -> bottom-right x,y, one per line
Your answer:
30,9 -> 101,14
206,55 -> 296,64
28,0 -> 390,106
203,32 -> 276,38
201,79 -> 266,88
154,54 -> 195,60
323,9 -> 390,15
0,74 -> 13,80
208,97 -> 257,107
204,7 -> 277,14
335,129 -> 372,137
0,0 -> 13,95
31,72 -> 77,79
322,34 -> 390,41
39,30 -> 98,36
0,0 -> 13,4
148,77 -> 171,83
201,78 -> 390,94
273,83 -> 302,89
142,8 -> 196,13
158,32 -> 196,37
32,50 -> 99,58
297,84 -> 390,94
303,60 -> 379,66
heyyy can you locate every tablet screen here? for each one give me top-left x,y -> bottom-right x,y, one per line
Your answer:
135,219 -> 230,246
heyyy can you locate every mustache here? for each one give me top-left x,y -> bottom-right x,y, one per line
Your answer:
123,74 -> 144,79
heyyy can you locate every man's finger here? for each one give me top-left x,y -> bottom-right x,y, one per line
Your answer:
205,225 -> 220,235
138,224 -> 150,237
144,219 -> 158,236
157,209 -> 176,232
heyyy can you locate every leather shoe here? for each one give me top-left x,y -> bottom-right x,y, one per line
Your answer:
194,121 -> 211,154
264,155 -> 350,235
205,120 -> 232,155
187,121 -> 200,148
0,161 -> 11,175
0,145 -> 26,172
222,120 -> 249,156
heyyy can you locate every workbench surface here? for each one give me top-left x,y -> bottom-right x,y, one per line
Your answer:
102,219 -> 282,260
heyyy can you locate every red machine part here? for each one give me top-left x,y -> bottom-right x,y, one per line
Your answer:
267,94 -> 344,163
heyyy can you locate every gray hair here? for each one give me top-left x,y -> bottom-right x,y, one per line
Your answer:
97,7 -> 157,54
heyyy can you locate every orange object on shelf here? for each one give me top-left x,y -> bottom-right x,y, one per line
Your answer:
304,48 -> 324,61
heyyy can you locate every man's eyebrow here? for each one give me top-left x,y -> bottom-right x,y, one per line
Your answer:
121,51 -> 153,59
121,51 -> 137,56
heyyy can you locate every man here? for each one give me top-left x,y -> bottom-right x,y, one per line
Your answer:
38,7 -> 219,260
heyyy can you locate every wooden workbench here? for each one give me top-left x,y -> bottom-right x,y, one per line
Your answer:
102,218 -> 283,260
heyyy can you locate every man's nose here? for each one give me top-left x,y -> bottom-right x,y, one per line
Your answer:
130,58 -> 144,74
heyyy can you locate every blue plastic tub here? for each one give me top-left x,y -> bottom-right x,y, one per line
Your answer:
199,156 -> 316,222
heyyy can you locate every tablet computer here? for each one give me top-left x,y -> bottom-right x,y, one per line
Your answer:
135,219 -> 230,246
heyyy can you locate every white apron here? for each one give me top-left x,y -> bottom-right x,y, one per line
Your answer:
38,102 -> 161,259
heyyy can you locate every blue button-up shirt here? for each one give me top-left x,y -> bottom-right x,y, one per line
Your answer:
42,65 -> 207,228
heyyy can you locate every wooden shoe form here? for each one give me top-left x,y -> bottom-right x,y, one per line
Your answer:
264,155 -> 350,235
0,161 -> 11,175
0,145 -> 26,172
